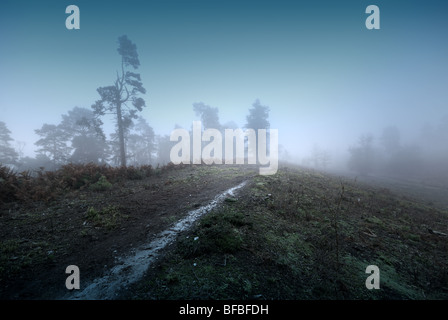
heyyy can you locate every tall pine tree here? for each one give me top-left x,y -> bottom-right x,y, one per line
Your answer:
0,121 -> 19,165
92,35 -> 146,166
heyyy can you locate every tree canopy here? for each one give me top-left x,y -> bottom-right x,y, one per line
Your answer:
245,99 -> 270,131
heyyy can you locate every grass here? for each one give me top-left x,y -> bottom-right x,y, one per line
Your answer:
0,163 -> 259,299
84,205 -> 127,230
2,163 -> 447,300
0,238 -> 56,284
130,165 -> 448,300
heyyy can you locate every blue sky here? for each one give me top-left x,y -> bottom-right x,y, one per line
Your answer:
1,0 -> 447,159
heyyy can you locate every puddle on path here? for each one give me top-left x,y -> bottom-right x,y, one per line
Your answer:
64,180 -> 247,300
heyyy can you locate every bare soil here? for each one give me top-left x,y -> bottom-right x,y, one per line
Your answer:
0,164 -> 257,299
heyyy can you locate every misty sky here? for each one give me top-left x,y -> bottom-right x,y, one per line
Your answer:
1,0 -> 447,160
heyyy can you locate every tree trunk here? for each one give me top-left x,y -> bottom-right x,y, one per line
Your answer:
116,102 -> 127,167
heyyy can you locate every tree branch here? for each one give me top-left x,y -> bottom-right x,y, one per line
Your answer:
120,87 -> 130,104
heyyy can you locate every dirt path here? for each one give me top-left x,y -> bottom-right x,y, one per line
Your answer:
0,164 -> 257,299
64,181 -> 247,300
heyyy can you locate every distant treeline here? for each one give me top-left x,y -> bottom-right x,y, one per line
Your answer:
346,120 -> 448,186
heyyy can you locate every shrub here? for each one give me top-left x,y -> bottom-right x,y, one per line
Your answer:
85,205 -> 124,229
180,209 -> 247,257
0,165 -> 20,203
89,175 -> 112,191
0,162 -> 177,204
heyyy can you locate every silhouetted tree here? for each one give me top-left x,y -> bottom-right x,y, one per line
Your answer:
348,134 -> 374,175
18,154 -> 53,172
222,121 -> 238,130
127,116 -> 155,165
34,124 -> 71,169
245,99 -> 271,160
156,134 -> 173,165
193,102 -> 221,130
60,107 -> 109,164
245,99 -> 270,131
0,121 -> 19,165
92,35 -> 146,166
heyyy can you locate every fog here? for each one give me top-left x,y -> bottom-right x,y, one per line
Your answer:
1,1 -> 448,191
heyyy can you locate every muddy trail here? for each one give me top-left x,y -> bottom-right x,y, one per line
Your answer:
0,164 -> 257,299
65,181 -> 247,300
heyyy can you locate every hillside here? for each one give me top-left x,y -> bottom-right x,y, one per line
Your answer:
1,163 -> 447,300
